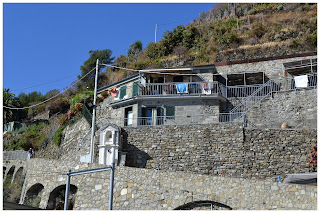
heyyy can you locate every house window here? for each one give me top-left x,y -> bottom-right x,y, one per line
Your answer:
140,106 -> 164,126
120,86 -> 127,100
165,106 -> 175,120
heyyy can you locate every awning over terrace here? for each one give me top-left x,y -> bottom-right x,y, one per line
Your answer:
283,58 -> 317,76
226,71 -> 266,86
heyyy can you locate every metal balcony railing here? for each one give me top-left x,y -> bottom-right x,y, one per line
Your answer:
107,113 -> 245,127
138,82 -> 227,98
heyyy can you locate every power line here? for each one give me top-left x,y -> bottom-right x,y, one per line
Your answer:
10,73 -> 78,92
102,64 -> 210,76
3,67 -> 96,110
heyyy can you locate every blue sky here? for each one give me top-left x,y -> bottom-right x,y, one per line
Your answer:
3,3 -> 215,96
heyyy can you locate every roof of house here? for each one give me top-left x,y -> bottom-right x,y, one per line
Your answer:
98,64 -> 217,93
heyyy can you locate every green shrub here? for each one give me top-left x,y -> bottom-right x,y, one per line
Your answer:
20,124 -> 48,150
3,138 -> 21,151
134,59 -> 152,70
144,42 -> 165,60
249,21 -> 269,39
72,93 -> 83,106
212,20 -> 241,49
54,125 -> 65,146
46,97 -> 70,114
289,37 -> 302,49
83,90 -> 94,96
305,33 -> 317,47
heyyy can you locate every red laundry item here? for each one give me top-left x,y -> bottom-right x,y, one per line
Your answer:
108,86 -> 118,97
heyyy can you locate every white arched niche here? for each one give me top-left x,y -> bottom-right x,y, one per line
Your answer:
99,126 -> 119,166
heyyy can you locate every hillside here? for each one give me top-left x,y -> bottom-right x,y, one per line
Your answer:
3,3 -> 317,153
98,3 -> 317,87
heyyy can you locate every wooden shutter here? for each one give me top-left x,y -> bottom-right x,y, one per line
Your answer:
140,107 -> 147,126
120,86 -> 127,100
132,81 -> 139,97
157,107 -> 164,125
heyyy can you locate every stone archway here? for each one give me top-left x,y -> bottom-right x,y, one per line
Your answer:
4,166 -> 15,181
46,184 -> 78,210
174,200 -> 232,210
3,166 -> 16,202
23,183 -> 44,208
9,167 -> 26,203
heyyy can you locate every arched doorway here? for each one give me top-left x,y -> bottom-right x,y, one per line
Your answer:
174,200 -> 232,210
46,184 -> 77,210
23,183 -> 44,207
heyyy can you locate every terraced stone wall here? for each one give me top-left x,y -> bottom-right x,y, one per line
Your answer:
122,124 -> 316,179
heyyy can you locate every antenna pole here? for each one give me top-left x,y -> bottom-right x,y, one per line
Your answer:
155,24 -> 157,42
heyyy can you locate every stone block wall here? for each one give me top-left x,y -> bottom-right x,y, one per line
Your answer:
243,128 -> 317,179
122,124 -> 316,179
246,88 -> 317,129
5,159 -> 316,210
122,123 -> 245,176
138,99 -> 222,125
215,55 -> 316,79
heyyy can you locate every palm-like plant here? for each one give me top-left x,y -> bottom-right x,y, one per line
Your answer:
3,88 -> 20,124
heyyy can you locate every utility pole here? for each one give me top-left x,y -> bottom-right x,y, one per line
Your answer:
108,132 -> 116,210
89,59 -> 99,163
155,24 -> 157,43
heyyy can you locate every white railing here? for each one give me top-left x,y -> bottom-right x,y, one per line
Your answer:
138,82 -> 227,97
227,84 -> 264,98
3,151 -> 30,161
229,73 -> 317,126
271,73 -> 317,92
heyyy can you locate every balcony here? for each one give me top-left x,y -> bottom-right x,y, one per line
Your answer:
138,81 -> 227,98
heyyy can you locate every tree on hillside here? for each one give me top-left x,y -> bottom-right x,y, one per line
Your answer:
114,55 -> 129,68
128,40 -> 143,62
18,91 -> 45,107
3,89 -> 20,124
45,89 -> 60,99
79,49 -> 114,90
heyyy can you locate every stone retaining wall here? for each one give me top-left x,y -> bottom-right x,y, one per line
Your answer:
122,124 -> 316,179
215,55 -> 316,79
3,159 -> 317,210
246,88 -> 317,129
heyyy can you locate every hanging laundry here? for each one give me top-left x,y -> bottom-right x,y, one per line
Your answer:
176,83 -> 188,93
108,86 -> 118,97
140,77 -> 146,87
114,88 -> 120,100
201,82 -> 211,94
294,75 -> 308,88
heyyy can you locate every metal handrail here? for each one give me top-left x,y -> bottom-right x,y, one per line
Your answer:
229,73 -> 317,127
230,80 -> 273,114
95,113 -> 245,127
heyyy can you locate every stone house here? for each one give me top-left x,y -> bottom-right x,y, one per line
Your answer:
97,54 -> 317,127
